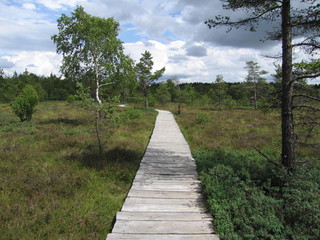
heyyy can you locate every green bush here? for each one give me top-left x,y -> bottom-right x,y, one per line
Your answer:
67,95 -> 76,103
201,165 -> 284,240
11,84 -> 39,122
282,165 -> 320,239
225,96 -> 237,109
195,112 -> 210,125
119,108 -> 142,123
148,94 -> 156,107
258,97 -> 271,114
194,149 -> 320,240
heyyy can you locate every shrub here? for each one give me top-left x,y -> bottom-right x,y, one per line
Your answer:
201,164 -> 284,240
225,96 -> 237,109
282,165 -> 320,239
194,149 -> 320,240
258,97 -> 271,114
195,112 -> 210,125
148,94 -> 156,107
119,108 -> 142,122
11,84 -> 39,122
67,95 -> 76,103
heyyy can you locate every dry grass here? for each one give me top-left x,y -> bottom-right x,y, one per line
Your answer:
0,102 -> 157,240
157,103 -> 318,160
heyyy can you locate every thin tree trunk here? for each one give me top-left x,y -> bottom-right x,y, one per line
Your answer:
254,82 -> 258,110
144,86 -> 148,108
95,108 -> 103,158
177,86 -> 181,115
281,0 -> 295,171
96,75 -> 102,106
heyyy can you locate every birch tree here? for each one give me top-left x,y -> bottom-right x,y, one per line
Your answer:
52,6 -> 131,157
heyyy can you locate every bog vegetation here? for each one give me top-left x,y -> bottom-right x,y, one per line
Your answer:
1,2 -> 320,240
0,102 -> 156,239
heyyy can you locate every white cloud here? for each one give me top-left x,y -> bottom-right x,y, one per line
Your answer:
23,3 -> 36,10
4,51 -> 61,76
35,0 -> 87,10
123,39 -> 276,83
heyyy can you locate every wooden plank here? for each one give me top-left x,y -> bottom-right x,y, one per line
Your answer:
116,211 -> 212,221
131,183 -> 201,192
107,234 -> 220,240
123,197 -> 204,206
133,179 -> 201,185
139,162 -> 196,168
134,174 -> 199,181
111,220 -> 214,234
121,203 -> 205,212
136,167 -> 197,175
127,189 -> 202,199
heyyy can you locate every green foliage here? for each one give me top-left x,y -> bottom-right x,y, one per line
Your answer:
119,108 -> 142,122
258,97 -> 271,114
166,79 -> 178,102
195,149 -> 319,240
183,85 -> 197,106
224,96 -> 236,109
156,83 -> 171,106
282,165 -> 320,239
0,72 -> 76,103
11,85 -> 39,122
136,51 -> 165,107
148,94 -> 157,107
52,6 -> 132,107
195,112 -> 210,125
67,95 -> 76,103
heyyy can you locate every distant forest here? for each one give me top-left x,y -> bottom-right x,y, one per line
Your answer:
1,68 -> 319,110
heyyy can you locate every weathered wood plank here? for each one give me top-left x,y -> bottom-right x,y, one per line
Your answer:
127,189 -> 202,199
134,174 -> 199,181
111,220 -> 214,234
121,203 -> 206,212
116,211 -> 212,221
123,197 -> 205,206
106,234 -> 220,240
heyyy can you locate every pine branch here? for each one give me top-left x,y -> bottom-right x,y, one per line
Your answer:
205,6 -> 280,30
295,121 -> 320,126
292,94 -> 320,102
297,158 -> 320,165
294,72 -> 320,80
296,141 -> 320,147
293,104 -> 320,111
253,146 -> 280,167
99,82 -> 115,88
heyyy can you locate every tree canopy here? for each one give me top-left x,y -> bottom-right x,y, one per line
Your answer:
52,6 -> 129,105
136,50 -> 165,107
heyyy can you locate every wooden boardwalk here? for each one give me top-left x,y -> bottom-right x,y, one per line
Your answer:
106,110 -> 220,240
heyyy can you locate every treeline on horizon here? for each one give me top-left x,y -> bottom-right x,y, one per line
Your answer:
1,68 -> 320,109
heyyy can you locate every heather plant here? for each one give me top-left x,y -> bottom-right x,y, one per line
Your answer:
0,101 -> 157,240
195,149 -> 319,240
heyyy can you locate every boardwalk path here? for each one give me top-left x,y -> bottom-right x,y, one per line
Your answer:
106,110 -> 220,240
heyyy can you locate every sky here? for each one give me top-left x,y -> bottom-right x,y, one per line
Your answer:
0,0 -> 317,83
